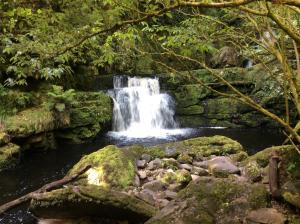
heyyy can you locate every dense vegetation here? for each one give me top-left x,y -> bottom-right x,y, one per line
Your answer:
0,0 -> 300,149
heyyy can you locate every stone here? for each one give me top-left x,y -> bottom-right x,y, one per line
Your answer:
191,166 -> 209,176
148,158 -> 162,170
164,190 -> 177,200
243,161 -> 262,182
137,189 -> 156,205
134,175 -> 140,187
138,170 -> 147,179
246,208 -> 286,224
191,174 -> 201,182
162,158 -> 178,169
177,153 -> 193,164
143,180 -> 164,192
68,145 -> 136,189
141,154 -> 152,163
207,156 -> 240,177
0,132 -> 10,146
168,183 -> 183,192
282,181 -> 300,209
178,163 -> 193,171
193,161 -> 208,169
137,160 -> 147,168
30,185 -> 156,222
157,199 -> 170,208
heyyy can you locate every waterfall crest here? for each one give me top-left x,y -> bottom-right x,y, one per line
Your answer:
108,76 -> 184,138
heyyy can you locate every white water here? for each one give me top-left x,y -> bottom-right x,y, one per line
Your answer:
108,76 -> 189,139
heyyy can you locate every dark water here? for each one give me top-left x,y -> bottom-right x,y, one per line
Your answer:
0,128 -> 285,224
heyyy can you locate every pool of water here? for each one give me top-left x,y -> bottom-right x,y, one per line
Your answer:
0,128 -> 285,224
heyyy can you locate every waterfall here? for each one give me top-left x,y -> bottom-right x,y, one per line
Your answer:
108,76 -> 182,138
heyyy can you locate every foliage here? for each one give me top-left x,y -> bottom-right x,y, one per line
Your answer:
44,85 -> 75,112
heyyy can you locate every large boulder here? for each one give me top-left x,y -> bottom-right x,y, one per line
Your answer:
30,185 -> 156,223
68,145 -> 136,189
131,135 -> 244,160
146,176 -> 269,224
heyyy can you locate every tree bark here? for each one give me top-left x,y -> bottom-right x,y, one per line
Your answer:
0,165 -> 91,215
269,152 -> 281,198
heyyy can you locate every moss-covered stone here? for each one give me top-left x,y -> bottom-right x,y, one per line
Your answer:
30,185 -> 156,222
148,177 -> 269,224
177,152 -> 193,164
244,161 -> 262,182
176,105 -> 204,115
160,169 -> 192,187
0,132 -> 10,146
69,145 -> 136,189
282,181 -> 300,209
0,143 -> 20,171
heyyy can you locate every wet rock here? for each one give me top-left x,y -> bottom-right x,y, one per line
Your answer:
191,166 -> 209,176
193,160 -> 208,169
178,163 -> 193,171
141,154 -> 152,163
30,186 -> 156,222
207,156 -> 240,177
143,180 -> 164,192
177,152 -> 193,164
148,158 -> 162,170
137,159 -> 147,168
282,181 -> 300,209
138,170 -> 147,179
164,190 -> 177,200
246,208 -> 286,224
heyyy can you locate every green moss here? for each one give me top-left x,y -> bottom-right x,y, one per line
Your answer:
0,132 -> 10,146
244,161 -> 262,182
0,143 -> 20,172
177,152 -> 193,164
30,185 -> 156,221
69,145 -> 136,189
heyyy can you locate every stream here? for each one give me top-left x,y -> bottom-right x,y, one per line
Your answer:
0,76 -> 286,223
0,128 -> 285,224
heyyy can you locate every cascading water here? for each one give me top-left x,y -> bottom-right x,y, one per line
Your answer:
108,76 -> 186,139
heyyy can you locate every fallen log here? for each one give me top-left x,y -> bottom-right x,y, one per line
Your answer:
0,165 -> 91,215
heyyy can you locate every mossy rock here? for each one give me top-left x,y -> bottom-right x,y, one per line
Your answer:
68,145 -> 136,189
30,185 -> 156,222
243,161 -> 262,182
160,169 -> 192,186
3,107 -> 65,138
282,181 -> 300,209
0,132 -> 10,146
176,105 -> 204,115
147,177 -> 269,224
0,143 -> 20,172
135,135 -> 244,159
242,145 -> 300,181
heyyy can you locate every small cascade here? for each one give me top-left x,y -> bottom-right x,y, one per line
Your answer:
108,76 -> 182,138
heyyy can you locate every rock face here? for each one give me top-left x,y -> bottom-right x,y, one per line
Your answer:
161,66 -> 294,128
3,90 -> 112,144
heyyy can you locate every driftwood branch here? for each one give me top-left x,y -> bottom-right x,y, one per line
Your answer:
0,165 -> 91,215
